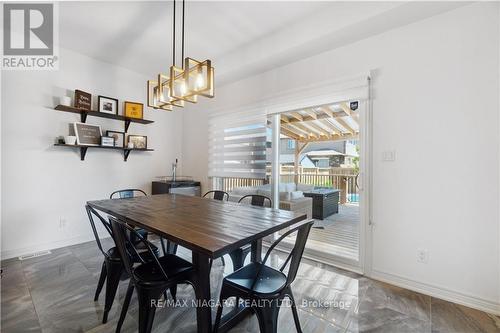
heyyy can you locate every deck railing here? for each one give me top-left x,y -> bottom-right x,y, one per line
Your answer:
212,166 -> 359,203
213,177 -> 266,193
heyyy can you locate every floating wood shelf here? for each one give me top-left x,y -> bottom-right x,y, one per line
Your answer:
54,105 -> 154,132
54,143 -> 154,161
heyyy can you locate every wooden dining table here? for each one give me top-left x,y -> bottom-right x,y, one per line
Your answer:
87,193 -> 307,333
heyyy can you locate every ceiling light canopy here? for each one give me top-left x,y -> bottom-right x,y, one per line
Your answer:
147,0 -> 214,111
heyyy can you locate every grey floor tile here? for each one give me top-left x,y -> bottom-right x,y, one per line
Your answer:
24,260 -> 96,293
1,264 -> 41,333
1,257 -> 23,269
20,248 -> 75,270
2,241 -> 499,333
36,282 -> 121,333
346,307 -> 430,333
430,298 -> 500,333
346,281 -> 431,333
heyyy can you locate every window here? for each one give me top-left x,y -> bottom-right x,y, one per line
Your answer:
287,139 -> 296,150
208,109 -> 267,179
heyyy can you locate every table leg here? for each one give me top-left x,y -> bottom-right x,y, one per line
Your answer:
192,252 -> 212,333
251,239 -> 262,263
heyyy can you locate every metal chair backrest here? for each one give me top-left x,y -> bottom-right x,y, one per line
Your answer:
109,217 -> 169,284
86,204 -> 113,258
252,220 -> 313,291
110,189 -> 147,199
203,190 -> 229,201
238,194 -> 272,208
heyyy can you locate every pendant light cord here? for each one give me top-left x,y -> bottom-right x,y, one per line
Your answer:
181,0 -> 185,69
172,0 -> 176,67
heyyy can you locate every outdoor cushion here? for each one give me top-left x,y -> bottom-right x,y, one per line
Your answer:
257,189 -> 291,201
233,186 -> 259,196
290,191 -> 304,199
285,183 -> 297,192
297,183 -> 315,192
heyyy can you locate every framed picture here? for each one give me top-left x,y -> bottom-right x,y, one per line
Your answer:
124,101 -> 143,119
73,122 -> 101,146
97,96 -> 118,115
106,130 -> 125,148
127,135 -> 147,149
74,90 -> 92,110
101,136 -> 115,147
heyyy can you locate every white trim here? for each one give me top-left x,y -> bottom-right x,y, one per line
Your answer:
370,269 -> 500,316
0,234 -> 98,260
208,72 -> 371,117
271,113 -> 281,210
362,77 -> 374,277
264,79 -> 369,116
261,73 -> 371,274
498,0 -> 500,315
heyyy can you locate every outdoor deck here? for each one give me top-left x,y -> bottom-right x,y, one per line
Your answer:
307,203 -> 360,261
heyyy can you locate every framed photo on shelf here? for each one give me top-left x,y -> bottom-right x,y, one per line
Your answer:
124,101 -> 143,119
127,135 -> 147,149
74,90 -> 92,110
73,122 -> 101,146
97,96 -> 118,115
101,136 -> 115,147
106,130 -> 125,148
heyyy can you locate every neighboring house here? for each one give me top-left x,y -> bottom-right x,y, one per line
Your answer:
280,138 -> 359,167
306,150 -> 347,167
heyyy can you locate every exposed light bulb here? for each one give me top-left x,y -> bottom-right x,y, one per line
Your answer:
195,73 -> 204,89
180,80 -> 187,96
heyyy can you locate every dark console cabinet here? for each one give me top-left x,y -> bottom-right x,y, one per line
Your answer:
152,181 -> 201,196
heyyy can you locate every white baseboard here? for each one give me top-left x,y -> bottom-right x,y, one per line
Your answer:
369,269 -> 500,316
1,235 -> 95,260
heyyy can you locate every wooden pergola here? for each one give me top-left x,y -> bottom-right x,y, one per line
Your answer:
280,102 -> 360,185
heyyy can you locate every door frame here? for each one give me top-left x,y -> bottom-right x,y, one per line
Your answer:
265,75 -> 372,274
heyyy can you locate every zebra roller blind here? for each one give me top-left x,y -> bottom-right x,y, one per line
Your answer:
208,108 -> 267,179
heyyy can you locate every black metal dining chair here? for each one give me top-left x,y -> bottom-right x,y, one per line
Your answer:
110,188 -> 147,199
110,189 -> 176,256
228,194 -> 273,271
238,194 -> 272,208
214,220 -> 313,333
203,190 -> 229,201
204,190 -> 229,268
86,205 -> 159,323
110,217 -> 196,333
110,189 -> 149,243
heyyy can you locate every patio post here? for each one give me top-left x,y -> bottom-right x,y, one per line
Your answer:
271,113 -> 280,210
294,141 -> 299,185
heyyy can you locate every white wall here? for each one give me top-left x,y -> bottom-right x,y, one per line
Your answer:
1,48 -> 184,258
182,3 -> 500,313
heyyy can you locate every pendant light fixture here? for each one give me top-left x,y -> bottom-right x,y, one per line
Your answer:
147,0 -> 214,111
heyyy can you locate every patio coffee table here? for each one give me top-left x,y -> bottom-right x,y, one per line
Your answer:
303,188 -> 340,220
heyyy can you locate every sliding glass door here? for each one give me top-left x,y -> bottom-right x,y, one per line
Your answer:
268,100 -> 368,272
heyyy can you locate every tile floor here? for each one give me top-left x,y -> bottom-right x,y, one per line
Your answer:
1,239 -> 499,333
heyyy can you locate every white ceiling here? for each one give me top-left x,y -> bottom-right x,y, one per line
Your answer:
59,1 -> 467,85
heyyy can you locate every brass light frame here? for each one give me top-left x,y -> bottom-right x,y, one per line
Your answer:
147,80 -> 159,109
169,65 -> 197,103
159,73 -> 185,108
147,79 -> 175,111
183,57 -> 214,99
147,0 -> 214,111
